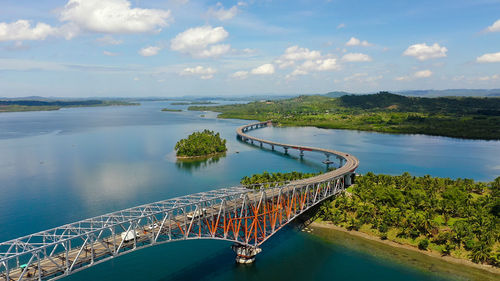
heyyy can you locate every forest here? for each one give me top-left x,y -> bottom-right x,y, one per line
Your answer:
241,171 -> 500,266
175,130 -> 227,157
189,92 -> 500,140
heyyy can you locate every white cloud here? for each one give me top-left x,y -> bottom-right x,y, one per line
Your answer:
139,46 -> 161,56
275,45 -> 322,68
251,64 -> 275,75
486,19 -> 500,32
341,53 -> 372,62
281,46 -> 321,61
414,69 -> 432,78
96,35 -> 123,45
0,20 -> 56,42
231,70 -> 249,79
59,0 -> 172,34
337,23 -> 345,29
288,58 -> 340,77
195,44 -> 231,58
476,52 -> 500,63
207,2 -> 245,21
103,50 -> 118,56
180,66 -> 216,79
345,37 -> 373,47
403,43 -> 447,61
170,26 -> 230,58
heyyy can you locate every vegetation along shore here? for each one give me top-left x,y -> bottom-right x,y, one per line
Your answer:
242,171 -> 500,271
189,92 -> 500,140
0,99 -> 138,113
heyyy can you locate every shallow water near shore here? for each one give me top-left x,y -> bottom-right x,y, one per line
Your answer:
0,101 -> 499,280
310,224 -> 499,281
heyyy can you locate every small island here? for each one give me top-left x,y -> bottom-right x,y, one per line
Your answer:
161,108 -> 182,112
175,130 -> 227,158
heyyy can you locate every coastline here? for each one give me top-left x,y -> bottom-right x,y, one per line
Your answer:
310,221 -> 500,279
176,151 -> 226,160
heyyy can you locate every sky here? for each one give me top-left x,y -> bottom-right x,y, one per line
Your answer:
0,0 -> 500,98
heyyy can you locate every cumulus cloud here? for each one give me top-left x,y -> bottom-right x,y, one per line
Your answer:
170,26 -> 230,58
403,43 -> 447,61
59,0 -> 172,34
180,66 -> 216,79
207,2 -> 245,21
139,46 -> 161,56
288,58 -> 340,78
251,64 -> 275,75
476,52 -> 500,63
414,69 -> 432,78
0,20 -> 57,42
341,53 -> 372,62
345,37 -> 373,47
486,19 -> 500,32
276,46 -> 321,67
231,70 -> 249,79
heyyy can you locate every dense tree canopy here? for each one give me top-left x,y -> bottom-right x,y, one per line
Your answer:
319,173 -> 500,266
175,130 -> 227,157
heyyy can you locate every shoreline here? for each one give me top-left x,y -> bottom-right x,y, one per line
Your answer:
176,152 -> 226,160
310,221 -> 500,277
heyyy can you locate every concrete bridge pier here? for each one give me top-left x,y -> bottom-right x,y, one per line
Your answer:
271,145 -> 274,150
284,147 -> 289,154
299,150 -> 304,157
260,142 -> 263,148
232,244 -> 262,264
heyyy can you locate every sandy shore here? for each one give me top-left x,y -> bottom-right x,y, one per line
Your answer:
310,221 -> 500,276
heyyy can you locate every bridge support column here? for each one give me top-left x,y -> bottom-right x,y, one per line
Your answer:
284,147 -> 288,154
299,150 -> 304,157
260,142 -> 263,148
271,145 -> 274,150
232,244 -> 262,264
345,173 -> 354,186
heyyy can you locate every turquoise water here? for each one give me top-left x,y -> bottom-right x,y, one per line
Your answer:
0,101 -> 498,280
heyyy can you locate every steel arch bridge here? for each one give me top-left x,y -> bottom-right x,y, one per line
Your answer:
0,121 -> 359,281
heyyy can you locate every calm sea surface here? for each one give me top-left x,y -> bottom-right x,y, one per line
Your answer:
1,101 -> 499,281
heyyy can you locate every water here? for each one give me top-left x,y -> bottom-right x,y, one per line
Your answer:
0,101 -> 498,281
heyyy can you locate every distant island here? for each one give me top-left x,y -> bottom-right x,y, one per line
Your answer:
161,108 -> 182,112
243,171 -> 500,268
0,99 -> 139,113
175,130 -> 227,158
189,92 -> 500,140
171,101 -> 218,105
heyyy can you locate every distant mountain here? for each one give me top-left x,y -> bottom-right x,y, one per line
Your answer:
395,89 -> 500,97
324,91 -> 352,98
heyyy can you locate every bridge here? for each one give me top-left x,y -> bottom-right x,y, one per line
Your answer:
0,121 -> 359,281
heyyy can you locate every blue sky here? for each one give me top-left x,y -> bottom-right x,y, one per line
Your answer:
0,0 -> 500,97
